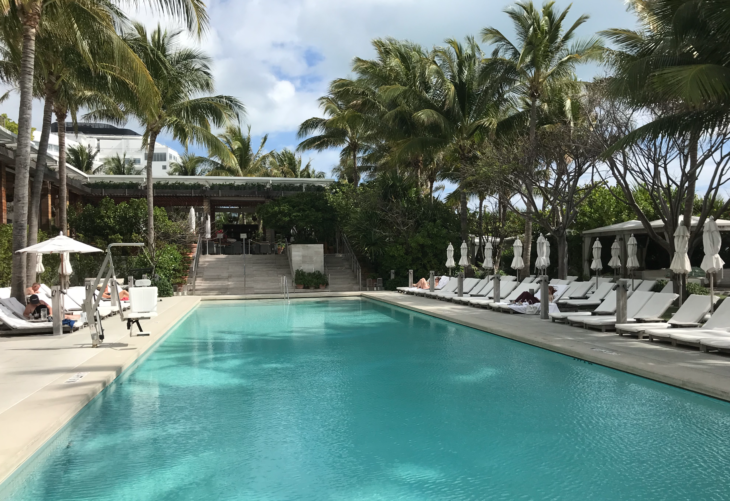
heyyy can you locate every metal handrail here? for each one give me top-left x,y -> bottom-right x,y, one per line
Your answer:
341,233 -> 362,291
190,232 -> 203,295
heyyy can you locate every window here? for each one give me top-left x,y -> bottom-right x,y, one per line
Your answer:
144,152 -> 167,162
162,164 -> 167,170
133,158 -> 141,165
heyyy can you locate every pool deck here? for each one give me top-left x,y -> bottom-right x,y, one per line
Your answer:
2,291 -> 730,487
0,295 -> 200,485
365,292 -> 730,403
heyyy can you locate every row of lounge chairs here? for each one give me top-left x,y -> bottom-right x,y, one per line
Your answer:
0,284 -> 130,335
398,274 -> 730,356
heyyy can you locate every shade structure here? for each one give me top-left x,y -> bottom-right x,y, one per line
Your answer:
35,253 -> 45,274
535,234 -> 549,273
701,217 -> 725,313
608,238 -> 621,270
188,207 -> 196,233
458,241 -> 469,267
205,216 -> 211,239
483,240 -> 493,270
446,243 -> 455,270
16,232 -> 102,255
511,238 -> 524,272
670,226 -> 691,275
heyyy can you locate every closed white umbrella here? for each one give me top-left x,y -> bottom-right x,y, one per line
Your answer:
627,234 -> 640,289
458,240 -> 469,267
701,217 -> 725,313
205,215 -> 211,239
670,226 -> 691,306
590,238 -> 602,288
35,253 -> 45,274
511,238 -> 524,280
535,233 -> 549,274
608,238 -> 621,277
483,239 -> 493,271
446,242 -> 455,274
188,207 -> 196,233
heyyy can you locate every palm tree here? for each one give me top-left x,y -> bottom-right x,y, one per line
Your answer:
481,0 -> 602,267
297,91 -> 376,188
100,153 -> 140,175
169,152 -> 209,176
267,148 -> 325,178
102,24 -> 243,254
206,125 -> 271,176
6,0 -> 208,300
66,144 -> 98,173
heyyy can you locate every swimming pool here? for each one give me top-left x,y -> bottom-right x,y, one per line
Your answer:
2,298 -> 730,499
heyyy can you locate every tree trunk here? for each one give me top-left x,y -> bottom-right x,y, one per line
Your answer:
684,131 -> 698,236
11,2 -> 42,301
146,131 -> 158,256
459,185 -> 469,256
352,148 -> 358,188
428,177 -> 434,203
26,95 -> 54,284
522,97 -> 538,272
55,108 -> 68,234
557,231 -> 568,280
477,195 -> 484,266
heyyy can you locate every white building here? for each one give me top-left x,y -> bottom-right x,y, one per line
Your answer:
33,122 -> 181,177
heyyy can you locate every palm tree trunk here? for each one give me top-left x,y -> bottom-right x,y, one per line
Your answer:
11,2 -> 43,301
459,186 -> 469,256
55,109 -> 68,234
557,230 -> 568,280
477,194 -> 484,266
429,178 -> 434,203
352,149 -> 358,188
146,131 -> 158,256
26,96 -> 53,284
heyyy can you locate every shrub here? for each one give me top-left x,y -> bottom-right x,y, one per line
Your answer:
654,280 -> 668,292
152,275 -> 174,297
686,282 -> 710,296
294,269 -> 327,288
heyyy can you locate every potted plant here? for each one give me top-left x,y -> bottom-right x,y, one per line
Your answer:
295,269 -> 306,289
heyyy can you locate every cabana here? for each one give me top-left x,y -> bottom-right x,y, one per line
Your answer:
581,217 -> 730,278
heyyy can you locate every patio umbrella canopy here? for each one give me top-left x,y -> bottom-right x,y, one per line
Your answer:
511,238 -> 524,278
609,238 -> 621,271
701,217 -> 725,312
590,238 -> 602,287
483,240 -> 493,271
446,243 -> 455,271
535,234 -> 549,273
189,207 -> 196,233
17,233 -> 102,255
459,241 -> 469,267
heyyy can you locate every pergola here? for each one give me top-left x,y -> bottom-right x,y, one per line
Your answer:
581,217 -> 730,277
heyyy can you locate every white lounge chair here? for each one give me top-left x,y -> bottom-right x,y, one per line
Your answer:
699,336 -> 730,353
486,282 -> 543,310
659,281 -> 674,294
635,280 -> 657,292
505,284 -> 570,315
452,278 -> 494,304
645,298 -> 730,347
439,278 -> 482,300
0,303 -> 76,334
467,280 -> 519,306
397,275 -> 450,294
415,279 -> 458,297
120,282 -> 158,337
579,292 -> 677,332
559,282 -> 615,308
550,292 -> 618,323
558,281 -> 593,302
616,294 -> 715,338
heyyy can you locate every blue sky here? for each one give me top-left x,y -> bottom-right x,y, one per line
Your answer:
1,0 -> 637,186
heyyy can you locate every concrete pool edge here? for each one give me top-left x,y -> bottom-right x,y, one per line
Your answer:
364,292 -> 730,403
0,296 -> 201,486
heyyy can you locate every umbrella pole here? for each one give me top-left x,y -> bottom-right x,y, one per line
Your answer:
710,274 -> 715,314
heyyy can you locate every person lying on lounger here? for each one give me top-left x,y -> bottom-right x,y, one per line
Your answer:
102,286 -> 129,301
413,277 -> 441,289
23,294 -> 51,319
514,286 -> 556,305
25,282 -> 41,296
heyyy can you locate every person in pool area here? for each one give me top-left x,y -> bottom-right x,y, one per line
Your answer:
514,286 -> 556,305
413,276 -> 445,289
25,282 -> 41,296
102,285 -> 129,301
23,294 -> 52,319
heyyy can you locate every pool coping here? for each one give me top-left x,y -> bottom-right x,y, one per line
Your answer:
0,296 -> 201,487
364,292 -> 730,403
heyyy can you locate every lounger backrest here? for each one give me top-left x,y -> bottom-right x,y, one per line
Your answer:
594,292 -> 618,313
636,280 -> 657,292
503,283 -> 535,302
469,278 -> 492,296
0,304 -> 28,328
489,280 -> 518,299
478,280 -> 495,297
668,294 -> 714,324
626,291 -> 654,317
702,298 -> 730,329
634,293 -> 678,320
0,298 -> 25,318
502,276 -> 517,282
520,276 -> 536,284
589,282 -> 615,301
0,287 -> 10,299
558,281 -> 581,298
567,281 -> 593,299
65,287 -> 87,310
535,284 -> 569,302
438,280 -> 459,294
567,276 -> 578,281
435,276 -> 450,290
130,287 -> 158,314
459,278 -> 481,294
660,281 -> 674,294
39,284 -> 53,297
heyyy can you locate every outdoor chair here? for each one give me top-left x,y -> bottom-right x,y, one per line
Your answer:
578,292 -> 677,332
645,298 -> 730,348
467,280 -> 519,306
616,294 -> 716,338
550,292 -> 618,323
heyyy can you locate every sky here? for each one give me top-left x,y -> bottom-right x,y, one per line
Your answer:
0,0 -> 637,183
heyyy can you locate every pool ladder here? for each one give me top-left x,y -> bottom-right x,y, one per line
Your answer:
281,276 -> 290,301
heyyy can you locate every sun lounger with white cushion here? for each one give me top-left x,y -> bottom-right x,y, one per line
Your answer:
578,292 -> 676,331
467,281 -> 519,306
635,280 -> 657,292
415,279 -> 458,297
439,278 -> 482,299
0,304 -> 76,334
550,292 -> 618,323
560,282 -> 615,308
486,282 -> 543,310
699,336 -> 730,353
501,284 -> 570,314
616,294 -> 714,338
645,298 -> 730,347
659,281 -> 674,293
452,278 -> 495,304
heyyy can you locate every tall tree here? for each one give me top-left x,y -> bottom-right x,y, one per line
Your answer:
102,24 -> 242,254
169,152 -> 208,176
482,0 -> 602,270
206,125 -> 271,176
66,144 -> 98,173
7,0 -> 209,300
100,153 -> 140,175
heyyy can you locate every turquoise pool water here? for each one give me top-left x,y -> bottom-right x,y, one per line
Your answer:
2,298 -> 730,499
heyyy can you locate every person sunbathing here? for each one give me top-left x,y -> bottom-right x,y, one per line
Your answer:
514,286 -> 556,305
102,286 -> 129,301
23,294 -> 52,319
25,282 -> 41,296
413,277 -> 440,289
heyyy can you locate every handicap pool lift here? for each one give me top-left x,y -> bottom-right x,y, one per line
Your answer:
85,243 -> 159,348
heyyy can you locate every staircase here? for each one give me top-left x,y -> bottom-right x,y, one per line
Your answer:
194,254 -> 292,296
325,254 -> 361,292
